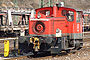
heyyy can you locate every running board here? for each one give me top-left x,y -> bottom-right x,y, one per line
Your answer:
70,50 -> 77,53
67,47 -> 75,49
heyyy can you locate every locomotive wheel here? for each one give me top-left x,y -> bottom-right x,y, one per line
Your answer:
66,50 -> 70,53
75,40 -> 81,50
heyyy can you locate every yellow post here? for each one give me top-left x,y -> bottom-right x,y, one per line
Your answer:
4,40 -> 9,57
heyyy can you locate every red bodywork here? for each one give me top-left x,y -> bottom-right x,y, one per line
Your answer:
29,6 -> 83,39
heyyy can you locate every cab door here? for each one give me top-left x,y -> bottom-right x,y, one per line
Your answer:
62,10 -> 74,38
75,11 -> 83,39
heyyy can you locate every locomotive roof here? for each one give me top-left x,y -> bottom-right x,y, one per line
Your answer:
35,6 -> 76,11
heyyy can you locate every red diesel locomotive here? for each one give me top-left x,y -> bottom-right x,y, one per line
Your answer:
18,5 -> 83,55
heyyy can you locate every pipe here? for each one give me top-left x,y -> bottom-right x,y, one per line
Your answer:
53,5 -> 58,17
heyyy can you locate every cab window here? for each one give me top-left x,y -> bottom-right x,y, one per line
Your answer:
38,10 -> 50,16
62,10 -> 74,21
76,12 -> 82,23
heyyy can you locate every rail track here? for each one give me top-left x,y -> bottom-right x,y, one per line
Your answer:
0,42 -> 89,60
4,46 -> 90,60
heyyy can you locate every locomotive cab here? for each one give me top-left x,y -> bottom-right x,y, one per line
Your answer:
18,5 -> 83,55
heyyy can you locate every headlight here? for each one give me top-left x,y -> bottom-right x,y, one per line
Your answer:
37,12 -> 41,18
56,29 -> 60,33
37,14 -> 41,18
56,29 -> 62,37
